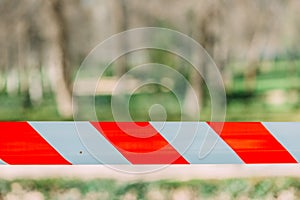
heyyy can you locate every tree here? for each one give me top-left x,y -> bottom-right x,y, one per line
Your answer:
44,0 -> 73,118
111,0 -> 128,77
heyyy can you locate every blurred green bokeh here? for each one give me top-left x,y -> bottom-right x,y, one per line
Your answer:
1,177 -> 300,199
1,59 -> 300,121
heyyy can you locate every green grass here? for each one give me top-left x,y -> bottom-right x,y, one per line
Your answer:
1,91 -> 300,121
1,177 -> 300,199
1,59 -> 300,121
0,93 -> 63,121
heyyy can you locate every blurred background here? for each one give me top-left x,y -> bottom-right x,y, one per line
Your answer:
1,0 -> 300,199
1,0 -> 300,121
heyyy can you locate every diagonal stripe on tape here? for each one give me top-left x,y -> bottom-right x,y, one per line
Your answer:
262,122 -> 300,163
0,159 -> 7,165
30,122 -> 130,164
0,122 -> 70,165
91,122 -> 189,164
29,122 -> 100,164
208,122 -> 297,164
151,122 -> 243,164
72,122 -> 130,164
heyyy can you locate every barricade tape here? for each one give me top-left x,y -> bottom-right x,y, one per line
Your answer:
0,122 -> 298,164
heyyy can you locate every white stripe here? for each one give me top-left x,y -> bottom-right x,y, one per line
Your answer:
75,122 -> 130,164
29,122 -> 130,164
263,122 -> 300,162
150,122 -> 243,164
30,122 -> 98,164
0,159 -> 7,165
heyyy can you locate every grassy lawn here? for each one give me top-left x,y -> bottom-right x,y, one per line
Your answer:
0,91 -> 300,121
0,59 -> 300,121
1,177 -> 300,199
0,93 -> 63,121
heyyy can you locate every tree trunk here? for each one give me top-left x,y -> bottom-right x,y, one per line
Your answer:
112,0 -> 128,77
183,67 -> 203,120
45,0 -> 72,118
184,2 -> 221,119
244,62 -> 258,93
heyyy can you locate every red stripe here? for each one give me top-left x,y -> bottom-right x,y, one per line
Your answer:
0,122 -> 70,165
207,122 -> 297,164
91,122 -> 188,164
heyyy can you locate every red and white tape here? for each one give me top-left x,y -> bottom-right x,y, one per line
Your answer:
0,122 -> 299,165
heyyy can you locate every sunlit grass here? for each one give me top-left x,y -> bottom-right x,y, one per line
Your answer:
1,177 -> 300,199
